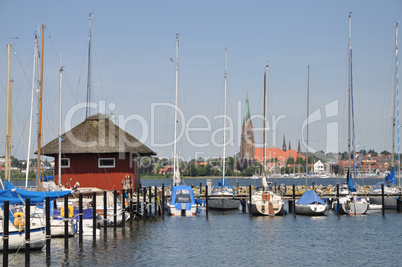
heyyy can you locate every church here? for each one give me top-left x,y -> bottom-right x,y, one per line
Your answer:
239,94 -> 304,165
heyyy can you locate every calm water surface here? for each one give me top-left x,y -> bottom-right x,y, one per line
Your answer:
4,177 -> 401,266
3,208 -> 402,266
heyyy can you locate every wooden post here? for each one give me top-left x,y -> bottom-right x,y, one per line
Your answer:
136,187 -> 140,221
162,184 -> 165,217
274,182 -> 277,193
64,194 -> 68,251
154,186 -> 158,217
103,191 -> 107,235
79,193 -> 83,246
200,183 -> 202,195
92,192 -> 97,240
114,190 -> 117,230
45,197 -> 51,261
148,187 -> 152,216
129,188 -> 133,224
293,184 -> 296,217
25,198 -> 30,265
3,201 -> 9,267
122,190 -> 126,224
249,185 -> 252,216
336,184 -> 340,217
237,182 -> 239,194
241,198 -> 246,213
206,185 -> 209,219
143,187 -> 147,220
288,199 -> 293,213
397,195 -> 402,212
382,184 -> 385,217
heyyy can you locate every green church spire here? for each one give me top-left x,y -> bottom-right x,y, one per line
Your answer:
243,92 -> 251,126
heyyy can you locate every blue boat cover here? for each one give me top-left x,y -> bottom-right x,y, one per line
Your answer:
296,190 -> 325,205
40,174 -> 55,182
0,180 -> 71,205
345,170 -> 356,192
384,167 -> 395,184
170,185 -> 195,211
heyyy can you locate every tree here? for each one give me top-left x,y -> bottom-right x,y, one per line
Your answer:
381,150 -> 390,156
368,149 -> 378,156
286,156 -> 295,165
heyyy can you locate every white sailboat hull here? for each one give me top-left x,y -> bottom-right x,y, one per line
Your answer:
250,191 -> 284,216
295,203 -> 327,216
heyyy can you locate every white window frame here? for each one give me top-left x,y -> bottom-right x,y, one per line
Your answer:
61,158 -> 70,168
98,158 -> 115,168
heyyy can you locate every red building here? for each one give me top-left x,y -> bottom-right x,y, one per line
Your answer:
40,114 -> 155,191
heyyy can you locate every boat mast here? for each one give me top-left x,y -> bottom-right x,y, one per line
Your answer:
395,21 -> 400,185
59,66 -> 63,187
262,65 -> 269,190
173,34 -> 179,186
37,24 -> 45,191
86,13 -> 93,118
222,48 -> 227,186
348,13 -> 352,181
306,65 -> 310,187
5,44 -> 12,182
25,33 -> 39,188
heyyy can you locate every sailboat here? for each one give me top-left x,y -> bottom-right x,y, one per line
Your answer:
295,65 -> 327,216
370,22 -> 401,209
208,49 -> 240,210
0,41 -> 47,251
336,14 -> 369,215
250,65 -> 284,216
166,34 -> 197,216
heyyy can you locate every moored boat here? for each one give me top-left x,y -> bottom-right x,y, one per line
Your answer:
295,190 -> 327,216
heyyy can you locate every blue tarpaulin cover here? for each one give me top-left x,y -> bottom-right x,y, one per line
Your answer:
296,190 -> 325,205
170,185 -> 195,211
0,180 -> 71,205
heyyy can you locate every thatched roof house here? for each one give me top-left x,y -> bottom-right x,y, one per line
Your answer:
41,113 -> 155,191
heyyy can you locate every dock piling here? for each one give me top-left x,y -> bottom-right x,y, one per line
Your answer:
25,198 -> 30,265
382,184 -> 385,217
114,190 -> 117,230
79,193 -> 83,246
143,187 -> 147,220
122,189 -> 126,223
206,185 -> 209,219
104,191 -> 107,235
92,192 -> 97,240
249,185 -> 252,217
129,188 -> 133,224
162,184 -> 165,218
64,194 -> 68,251
136,187 -> 140,221
293,185 -> 296,217
336,184 -> 340,217
3,201 -> 9,267
45,197 -> 51,261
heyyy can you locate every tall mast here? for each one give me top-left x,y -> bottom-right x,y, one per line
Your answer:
58,67 -> 63,186
5,44 -> 12,181
222,48 -> 227,186
37,24 -> 45,191
306,65 -> 310,187
262,65 -> 269,190
348,13 -> 352,179
86,13 -> 93,118
26,33 -> 39,187
173,34 -> 179,186
395,21 -> 400,185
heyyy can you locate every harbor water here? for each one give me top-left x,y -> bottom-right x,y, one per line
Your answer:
3,178 -> 402,266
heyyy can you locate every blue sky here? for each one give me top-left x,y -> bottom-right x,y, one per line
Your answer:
0,0 -> 401,161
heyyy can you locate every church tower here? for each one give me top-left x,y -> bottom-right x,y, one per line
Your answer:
240,93 -> 255,160
282,134 -> 287,152
297,140 -> 302,158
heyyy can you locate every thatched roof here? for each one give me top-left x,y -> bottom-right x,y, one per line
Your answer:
40,113 -> 156,156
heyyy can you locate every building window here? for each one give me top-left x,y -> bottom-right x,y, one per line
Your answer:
61,158 -> 70,168
98,158 -> 115,168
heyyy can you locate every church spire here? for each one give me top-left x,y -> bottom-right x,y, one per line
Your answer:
282,134 -> 287,152
288,140 -> 291,151
243,92 -> 251,126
